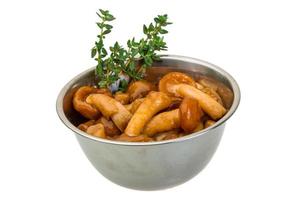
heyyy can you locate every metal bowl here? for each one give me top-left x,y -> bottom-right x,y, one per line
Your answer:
56,55 -> 240,190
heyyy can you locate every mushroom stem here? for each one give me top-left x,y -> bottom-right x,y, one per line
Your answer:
143,109 -> 180,136
124,92 -> 172,136
170,84 -> 226,120
86,94 -> 132,131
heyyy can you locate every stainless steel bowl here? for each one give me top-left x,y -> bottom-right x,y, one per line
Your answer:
56,55 -> 240,190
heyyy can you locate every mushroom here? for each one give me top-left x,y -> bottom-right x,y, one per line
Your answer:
200,87 -> 223,106
73,86 -> 112,119
199,76 -> 233,109
159,73 -> 226,120
193,121 -> 204,132
125,97 -> 182,114
126,80 -> 156,102
179,97 -> 203,133
97,117 -> 120,137
124,98 -> 145,114
216,84 -> 234,109
86,123 -> 106,138
195,82 -> 204,90
158,72 -> 196,96
204,120 -> 216,128
143,97 -> 201,136
116,133 -> 154,142
77,119 -> 96,131
166,84 -> 226,120
86,94 -> 132,131
124,91 -> 172,136
86,94 -> 118,119
110,102 -> 132,131
143,109 -> 180,136
154,130 -> 179,141
114,91 -> 130,105
73,86 -> 100,119
166,97 -> 182,110
198,77 -> 219,91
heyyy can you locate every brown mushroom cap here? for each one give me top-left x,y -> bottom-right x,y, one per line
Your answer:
73,86 -> 102,119
158,72 -> 196,96
127,80 -> 156,102
179,97 -> 203,133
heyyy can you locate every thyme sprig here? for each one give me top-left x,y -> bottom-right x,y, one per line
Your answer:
91,9 -> 172,90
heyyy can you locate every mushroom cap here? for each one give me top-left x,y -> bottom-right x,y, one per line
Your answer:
179,97 -> 203,133
159,72 -> 196,96
127,80 -> 156,102
73,86 -> 101,119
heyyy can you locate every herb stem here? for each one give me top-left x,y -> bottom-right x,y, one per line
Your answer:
91,10 -> 171,91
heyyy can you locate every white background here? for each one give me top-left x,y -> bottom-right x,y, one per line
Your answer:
0,0 -> 299,199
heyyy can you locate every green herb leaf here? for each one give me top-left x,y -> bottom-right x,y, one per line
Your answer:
101,48 -> 107,56
91,47 -> 97,58
143,25 -> 148,34
93,9 -> 171,91
149,23 -> 154,31
103,29 -> 111,35
119,79 -> 128,92
159,29 -> 168,34
99,9 -> 108,15
105,13 -> 115,21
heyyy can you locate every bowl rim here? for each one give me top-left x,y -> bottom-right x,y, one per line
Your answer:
56,54 -> 240,146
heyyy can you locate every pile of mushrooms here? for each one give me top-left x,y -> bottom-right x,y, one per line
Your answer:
72,72 -> 233,142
